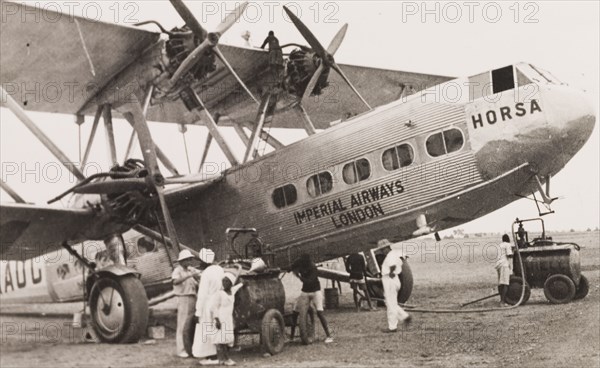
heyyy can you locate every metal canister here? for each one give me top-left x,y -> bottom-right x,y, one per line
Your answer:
233,270 -> 285,331
514,244 -> 581,288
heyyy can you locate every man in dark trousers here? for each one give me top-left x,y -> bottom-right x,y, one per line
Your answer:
345,253 -> 376,311
260,31 -> 284,83
289,253 -> 334,343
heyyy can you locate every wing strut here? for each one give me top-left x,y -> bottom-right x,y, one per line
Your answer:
116,97 -> 182,258
0,86 -> 85,181
124,86 -> 154,161
0,179 -> 26,203
81,106 -> 103,169
244,93 -> 273,163
102,105 -> 118,166
123,114 -> 180,176
240,121 -> 285,150
295,104 -> 317,136
198,113 -> 221,172
190,89 -> 239,167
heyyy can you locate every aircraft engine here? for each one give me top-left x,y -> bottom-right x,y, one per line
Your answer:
165,27 -> 217,89
284,48 -> 331,98
100,160 -> 156,227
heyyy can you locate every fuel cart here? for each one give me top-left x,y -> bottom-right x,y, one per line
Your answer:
505,218 -> 589,305
184,228 -> 316,356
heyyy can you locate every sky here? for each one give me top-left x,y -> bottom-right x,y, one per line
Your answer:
1,1 -> 599,233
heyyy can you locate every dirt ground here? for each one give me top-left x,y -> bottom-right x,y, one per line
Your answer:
1,232 -> 599,368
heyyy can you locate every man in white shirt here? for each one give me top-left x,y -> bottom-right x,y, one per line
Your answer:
381,243 -> 411,332
496,234 -> 514,306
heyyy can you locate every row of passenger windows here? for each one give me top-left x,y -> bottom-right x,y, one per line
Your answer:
271,128 -> 464,209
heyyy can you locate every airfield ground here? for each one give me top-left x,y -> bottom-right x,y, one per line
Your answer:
1,232 -> 599,368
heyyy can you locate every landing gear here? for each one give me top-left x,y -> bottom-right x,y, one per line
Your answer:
89,275 -> 149,343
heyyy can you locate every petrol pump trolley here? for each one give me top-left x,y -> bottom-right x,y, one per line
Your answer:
505,218 -> 589,305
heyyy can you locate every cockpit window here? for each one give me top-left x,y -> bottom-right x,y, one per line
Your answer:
492,66 -> 515,94
516,68 -> 532,86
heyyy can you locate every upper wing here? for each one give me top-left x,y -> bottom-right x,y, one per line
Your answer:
1,2 -> 451,130
145,45 -> 454,129
0,203 -> 96,260
0,0 -> 160,115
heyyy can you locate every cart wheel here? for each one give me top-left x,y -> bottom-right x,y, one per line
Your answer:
574,275 -> 589,300
544,274 -> 576,304
89,275 -> 148,343
261,309 -> 285,355
183,314 -> 196,356
298,306 -> 316,345
505,276 -> 531,305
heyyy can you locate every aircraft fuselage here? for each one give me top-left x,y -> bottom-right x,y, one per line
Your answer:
169,63 -> 595,267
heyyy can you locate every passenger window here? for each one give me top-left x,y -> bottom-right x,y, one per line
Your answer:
343,159 -> 371,184
137,237 -> 156,254
426,133 -> 446,157
307,172 -> 333,197
444,129 -> 464,153
272,184 -> 297,209
382,144 -> 414,171
492,65 -> 515,94
426,128 -> 464,157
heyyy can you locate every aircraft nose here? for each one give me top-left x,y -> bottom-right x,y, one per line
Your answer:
539,84 -> 596,175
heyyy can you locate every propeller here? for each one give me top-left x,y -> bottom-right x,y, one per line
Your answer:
169,1 -> 259,104
283,7 -> 371,110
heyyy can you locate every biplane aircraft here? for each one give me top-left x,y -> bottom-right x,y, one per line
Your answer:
0,0 -> 596,343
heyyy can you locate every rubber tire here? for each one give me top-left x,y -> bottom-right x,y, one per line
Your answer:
183,314 -> 196,356
298,306 -> 316,345
505,276 -> 531,306
543,274 -> 576,304
574,275 -> 589,300
398,261 -> 413,304
261,309 -> 285,355
89,275 -> 149,343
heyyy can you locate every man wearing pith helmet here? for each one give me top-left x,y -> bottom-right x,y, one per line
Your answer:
172,249 -> 200,358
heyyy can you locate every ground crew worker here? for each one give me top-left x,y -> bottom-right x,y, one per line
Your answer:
289,253 -> 334,343
192,248 -> 223,365
172,250 -> 200,358
260,31 -> 284,83
345,253 -> 375,311
496,234 -> 514,306
381,243 -> 411,332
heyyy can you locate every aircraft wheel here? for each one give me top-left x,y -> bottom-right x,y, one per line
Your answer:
574,275 -> 589,300
505,276 -> 531,305
89,275 -> 149,343
398,261 -> 413,304
298,305 -> 316,345
183,314 -> 197,356
543,274 -> 576,304
261,309 -> 285,355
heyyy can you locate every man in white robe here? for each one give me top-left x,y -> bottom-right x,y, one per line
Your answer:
192,248 -> 224,365
381,242 -> 411,332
